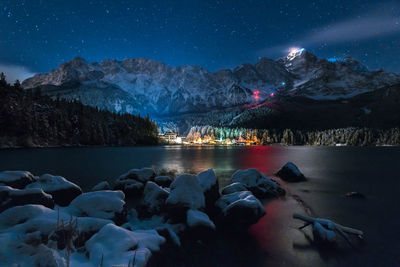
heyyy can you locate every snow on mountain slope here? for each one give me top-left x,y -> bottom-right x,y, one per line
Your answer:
22,50 -> 400,119
279,48 -> 400,99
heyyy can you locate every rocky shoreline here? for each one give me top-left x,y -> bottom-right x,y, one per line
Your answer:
0,164 -> 306,266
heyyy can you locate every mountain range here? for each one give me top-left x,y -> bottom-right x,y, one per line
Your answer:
22,49 -> 400,133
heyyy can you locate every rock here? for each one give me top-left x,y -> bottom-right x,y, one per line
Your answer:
31,245 -> 67,267
154,176 -> 173,187
140,181 -> 169,216
114,167 -> 157,197
0,186 -> 54,212
0,171 -> 35,189
197,169 -> 220,213
0,204 -> 112,261
26,174 -> 82,206
312,221 -> 337,246
91,181 -> 110,191
186,209 -> 215,230
67,190 -> 126,224
118,167 -> 156,183
166,174 -> 205,222
114,178 -> 144,196
215,191 -> 266,229
155,223 -> 185,247
276,162 -> 306,182
184,209 -> 216,242
231,169 -> 285,198
85,223 -> 165,267
221,182 -> 247,195
345,191 -> 366,199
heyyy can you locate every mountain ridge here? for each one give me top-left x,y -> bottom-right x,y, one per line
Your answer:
21,50 -> 400,133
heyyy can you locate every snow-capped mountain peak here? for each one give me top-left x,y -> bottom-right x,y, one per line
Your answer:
286,47 -> 306,61
22,52 -> 400,118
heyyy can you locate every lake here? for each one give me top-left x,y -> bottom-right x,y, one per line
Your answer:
1,145 -> 399,266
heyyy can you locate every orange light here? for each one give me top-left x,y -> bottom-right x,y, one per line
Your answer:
253,90 -> 260,101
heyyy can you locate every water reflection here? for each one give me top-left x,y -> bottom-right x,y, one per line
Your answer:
1,146 -> 400,266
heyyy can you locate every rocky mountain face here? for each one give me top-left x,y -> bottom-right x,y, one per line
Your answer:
22,50 -> 400,133
279,49 -> 400,99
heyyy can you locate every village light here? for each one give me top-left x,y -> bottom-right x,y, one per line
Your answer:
253,90 -> 260,101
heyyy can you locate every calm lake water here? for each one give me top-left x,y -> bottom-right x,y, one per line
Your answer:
1,145 -> 399,266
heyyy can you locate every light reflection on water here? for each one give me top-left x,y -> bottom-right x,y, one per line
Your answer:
1,145 -> 400,266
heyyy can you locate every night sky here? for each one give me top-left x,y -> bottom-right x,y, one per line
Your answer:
0,0 -> 399,82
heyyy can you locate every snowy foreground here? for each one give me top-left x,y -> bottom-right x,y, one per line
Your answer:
0,166 -> 294,267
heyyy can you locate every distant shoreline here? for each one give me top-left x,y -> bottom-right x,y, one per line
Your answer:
1,142 -> 399,150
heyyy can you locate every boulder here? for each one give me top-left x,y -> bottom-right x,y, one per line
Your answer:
0,171 -> 35,189
0,204 -> 112,258
276,162 -> 306,182
85,223 -> 165,267
31,245 -> 67,267
67,190 -> 126,224
215,191 -> 266,229
221,182 -> 247,195
312,221 -> 337,246
154,176 -> 173,187
26,174 -> 82,206
232,168 -> 285,198
186,209 -> 215,231
118,167 -> 156,183
0,186 -> 54,212
184,209 -> 216,242
114,178 -> 144,197
91,181 -> 110,191
140,182 -> 169,216
197,169 -> 220,213
166,174 -> 205,222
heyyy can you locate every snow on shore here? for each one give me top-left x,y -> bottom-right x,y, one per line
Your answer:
0,167 -> 287,266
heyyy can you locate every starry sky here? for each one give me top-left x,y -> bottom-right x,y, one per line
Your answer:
0,0 -> 399,81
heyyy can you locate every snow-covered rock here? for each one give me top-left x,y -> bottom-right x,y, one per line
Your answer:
221,182 -> 247,195
215,191 -> 266,229
119,167 -> 156,183
114,178 -> 145,197
115,169 -> 159,197
312,221 -> 337,245
85,223 -> 165,267
197,169 -> 220,213
0,204 -> 112,240
0,170 -> 35,189
166,174 -> 205,222
91,181 -> 110,191
186,209 -> 215,230
231,169 -> 285,198
154,175 -> 173,187
140,181 -> 169,216
26,174 -> 82,206
0,185 -> 54,212
32,245 -> 67,267
0,204 -> 113,266
67,190 -> 126,223
276,162 -> 306,182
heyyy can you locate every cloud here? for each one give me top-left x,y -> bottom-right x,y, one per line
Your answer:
0,63 -> 35,83
259,6 -> 400,56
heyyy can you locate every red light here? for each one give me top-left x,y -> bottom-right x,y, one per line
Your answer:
270,92 -> 275,97
253,90 -> 260,101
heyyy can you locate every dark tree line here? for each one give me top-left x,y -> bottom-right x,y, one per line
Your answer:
0,74 -> 159,148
